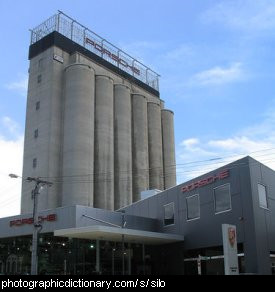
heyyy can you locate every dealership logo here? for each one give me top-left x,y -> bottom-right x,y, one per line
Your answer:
85,37 -> 140,75
181,169 -> 230,193
228,227 -> 236,247
10,214 -> 57,227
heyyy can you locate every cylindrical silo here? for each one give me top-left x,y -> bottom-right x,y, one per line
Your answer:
161,109 -> 176,189
114,84 -> 132,210
147,102 -> 164,191
160,99 -> 165,109
62,63 -> 95,207
94,75 -> 114,210
132,94 -> 149,202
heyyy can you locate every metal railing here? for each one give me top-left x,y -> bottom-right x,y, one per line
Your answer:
30,11 -> 160,91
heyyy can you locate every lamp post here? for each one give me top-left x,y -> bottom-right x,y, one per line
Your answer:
82,212 -> 127,275
9,174 -> 52,275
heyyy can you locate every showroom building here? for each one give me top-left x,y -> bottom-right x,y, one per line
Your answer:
0,156 -> 275,275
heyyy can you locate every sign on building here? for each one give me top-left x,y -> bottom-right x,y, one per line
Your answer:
222,224 -> 239,275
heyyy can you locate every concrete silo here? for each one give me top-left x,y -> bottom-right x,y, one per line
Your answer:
94,75 -> 114,210
114,84 -> 132,209
23,13 -> 177,213
161,109 -> 176,189
62,63 -> 95,207
132,94 -> 149,202
147,102 -> 164,191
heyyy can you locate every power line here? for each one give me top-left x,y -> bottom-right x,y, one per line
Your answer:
176,147 -> 275,167
3,148 -> 275,188
37,151 -> 275,181
46,156 -> 275,184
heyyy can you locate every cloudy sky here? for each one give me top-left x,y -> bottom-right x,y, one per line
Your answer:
1,0 -> 275,217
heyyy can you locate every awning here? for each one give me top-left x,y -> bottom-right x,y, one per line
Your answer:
54,226 -> 184,245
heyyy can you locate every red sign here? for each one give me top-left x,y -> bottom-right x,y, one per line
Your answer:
10,214 -> 57,227
181,170 -> 229,193
85,37 -> 141,75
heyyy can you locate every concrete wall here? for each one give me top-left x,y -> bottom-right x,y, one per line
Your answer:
161,109 -> 176,189
123,157 -> 275,274
132,94 -> 149,202
62,63 -> 95,207
147,102 -> 164,191
22,38 -> 176,213
114,84 -> 132,209
246,157 -> 275,274
94,76 -> 114,210
21,47 -> 70,213
0,205 -> 159,239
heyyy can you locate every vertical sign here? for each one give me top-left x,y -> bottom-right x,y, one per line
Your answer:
222,224 -> 239,275
197,255 -> 202,275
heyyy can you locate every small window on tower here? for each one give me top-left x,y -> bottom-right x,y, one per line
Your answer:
37,75 -> 42,83
36,101 -> 40,110
34,129 -> 38,139
33,158 -> 37,168
38,58 -> 44,70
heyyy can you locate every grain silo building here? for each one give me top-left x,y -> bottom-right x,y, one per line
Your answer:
21,12 -> 176,213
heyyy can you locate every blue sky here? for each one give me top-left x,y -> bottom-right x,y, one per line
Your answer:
1,0 -> 275,217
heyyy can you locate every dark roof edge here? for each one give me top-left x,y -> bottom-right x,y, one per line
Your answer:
29,31 -> 160,98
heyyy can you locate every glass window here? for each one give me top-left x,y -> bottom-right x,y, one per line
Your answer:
33,158 -> 37,168
34,129 -> 38,138
214,184 -> 231,214
186,194 -> 200,221
37,75 -> 42,83
38,58 -> 44,70
258,184 -> 268,209
36,101 -> 40,110
164,203 -> 174,226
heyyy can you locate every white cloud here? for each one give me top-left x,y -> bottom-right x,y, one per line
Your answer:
208,136 -> 272,153
163,44 -> 194,61
180,138 -> 199,148
177,135 -> 275,183
0,116 -> 24,218
2,116 -> 21,136
191,62 -> 243,86
202,0 -> 275,33
176,108 -> 275,184
6,75 -> 28,97
0,135 -> 23,218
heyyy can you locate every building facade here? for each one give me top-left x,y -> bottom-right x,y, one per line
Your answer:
21,12 -> 176,214
1,157 -> 275,275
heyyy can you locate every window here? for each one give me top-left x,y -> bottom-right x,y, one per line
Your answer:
34,129 -> 38,138
164,202 -> 175,226
186,194 -> 200,221
258,184 -> 268,209
38,58 -> 44,70
33,158 -> 37,168
214,183 -> 231,214
36,101 -> 40,110
37,75 -> 42,83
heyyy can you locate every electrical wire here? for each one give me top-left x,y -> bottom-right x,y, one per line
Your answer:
2,147 -> 275,187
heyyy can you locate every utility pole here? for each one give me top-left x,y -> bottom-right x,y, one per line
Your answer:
26,177 -> 53,275
9,174 -> 53,275
121,211 -> 126,275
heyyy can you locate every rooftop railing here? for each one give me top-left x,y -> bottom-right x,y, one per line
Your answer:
30,11 -> 160,91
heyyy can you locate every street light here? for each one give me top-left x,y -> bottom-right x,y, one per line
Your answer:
9,173 -> 20,179
82,212 -> 127,275
9,174 -> 52,275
